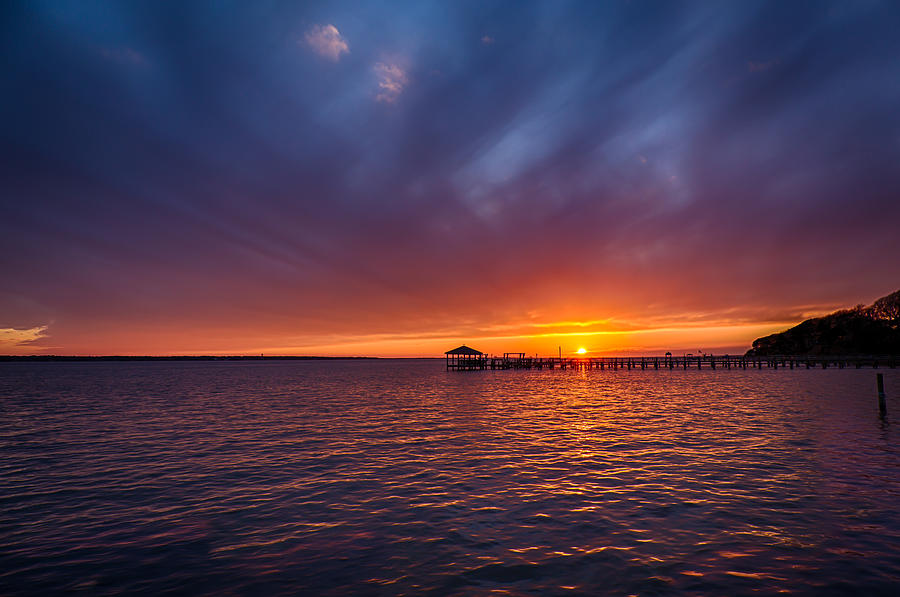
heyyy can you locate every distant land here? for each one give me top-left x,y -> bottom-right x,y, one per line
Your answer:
747,289 -> 900,356
0,355 -> 379,362
5,290 -> 899,361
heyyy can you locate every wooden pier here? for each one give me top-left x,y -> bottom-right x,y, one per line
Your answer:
447,352 -> 898,371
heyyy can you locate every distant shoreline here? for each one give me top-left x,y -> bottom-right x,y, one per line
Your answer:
0,355 -> 384,362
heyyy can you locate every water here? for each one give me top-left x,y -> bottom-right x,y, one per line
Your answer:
2,360 -> 899,595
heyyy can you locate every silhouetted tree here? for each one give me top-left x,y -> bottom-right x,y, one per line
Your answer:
870,290 -> 900,323
746,289 -> 900,356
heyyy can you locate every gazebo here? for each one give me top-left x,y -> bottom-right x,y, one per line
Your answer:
445,345 -> 486,370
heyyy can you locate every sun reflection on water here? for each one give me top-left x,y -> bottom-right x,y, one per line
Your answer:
0,361 -> 898,594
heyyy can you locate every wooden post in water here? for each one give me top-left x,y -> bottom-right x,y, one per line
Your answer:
877,373 -> 886,416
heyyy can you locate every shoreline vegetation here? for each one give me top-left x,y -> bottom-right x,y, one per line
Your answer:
747,289 -> 900,357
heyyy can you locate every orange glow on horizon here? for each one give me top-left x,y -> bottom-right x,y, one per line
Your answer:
1,297 -> 846,358
0,315 -> 813,358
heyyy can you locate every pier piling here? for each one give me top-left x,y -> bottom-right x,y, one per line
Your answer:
447,350 -> 897,373
877,373 -> 887,416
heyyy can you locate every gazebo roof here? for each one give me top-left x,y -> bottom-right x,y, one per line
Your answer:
445,345 -> 483,355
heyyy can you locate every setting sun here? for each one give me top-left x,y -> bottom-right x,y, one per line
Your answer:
576,347 -> 587,354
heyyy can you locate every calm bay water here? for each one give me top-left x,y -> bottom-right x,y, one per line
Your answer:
1,359 -> 899,595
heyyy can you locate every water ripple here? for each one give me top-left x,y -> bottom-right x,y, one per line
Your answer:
1,361 -> 899,595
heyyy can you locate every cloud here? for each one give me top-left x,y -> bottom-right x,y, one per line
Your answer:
374,62 -> 407,103
481,35 -> 495,44
0,325 -> 48,352
304,24 -> 349,61
3,2 -> 900,357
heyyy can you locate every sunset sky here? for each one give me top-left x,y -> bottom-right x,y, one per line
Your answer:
3,1 -> 900,356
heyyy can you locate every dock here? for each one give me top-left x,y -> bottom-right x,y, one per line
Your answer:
446,351 -> 898,371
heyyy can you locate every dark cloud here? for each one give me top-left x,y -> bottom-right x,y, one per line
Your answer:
2,1 -> 899,353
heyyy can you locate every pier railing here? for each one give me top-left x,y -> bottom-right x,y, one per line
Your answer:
449,354 -> 898,371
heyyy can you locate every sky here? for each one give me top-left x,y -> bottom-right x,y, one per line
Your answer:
2,1 -> 900,357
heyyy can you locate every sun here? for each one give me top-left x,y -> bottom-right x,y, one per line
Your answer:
576,347 -> 587,355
